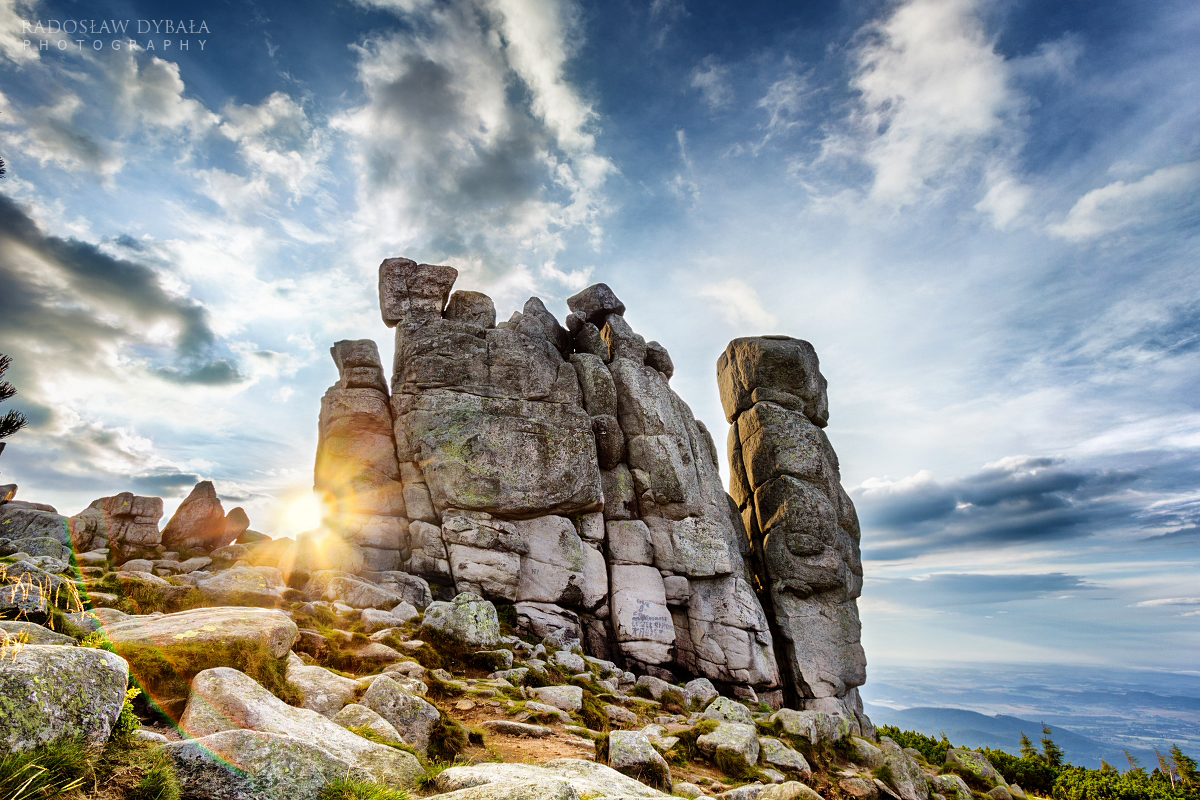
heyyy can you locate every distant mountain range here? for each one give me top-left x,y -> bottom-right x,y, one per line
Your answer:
864,704 -> 1160,770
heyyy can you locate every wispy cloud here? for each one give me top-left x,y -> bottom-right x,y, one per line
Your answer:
1048,162 -> 1200,242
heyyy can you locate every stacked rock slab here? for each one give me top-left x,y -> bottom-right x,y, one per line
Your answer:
719,336 -> 868,725
314,339 -> 408,572
69,492 -> 163,557
361,258 -> 781,699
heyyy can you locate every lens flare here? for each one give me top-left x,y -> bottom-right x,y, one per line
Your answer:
274,491 -> 326,538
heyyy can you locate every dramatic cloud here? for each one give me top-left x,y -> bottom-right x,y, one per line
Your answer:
854,455 -> 1156,559
336,0 -> 614,300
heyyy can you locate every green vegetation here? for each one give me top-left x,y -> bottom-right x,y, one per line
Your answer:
112,637 -> 301,719
317,778 -> 409,800
579,688 -> 611,733
658,688 -> 686,714
877,726 -> 952,765
0,727 -> 182,800
880,723 -> 1200,800
663,719 -> 719,766
0,353 -> 29,446
0,739 -> 87,800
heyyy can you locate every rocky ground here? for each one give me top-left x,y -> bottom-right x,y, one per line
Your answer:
0,494 -> 1029,800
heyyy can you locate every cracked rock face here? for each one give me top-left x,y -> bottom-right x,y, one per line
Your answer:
720,336 -> 868,722
309,260 -> 870,711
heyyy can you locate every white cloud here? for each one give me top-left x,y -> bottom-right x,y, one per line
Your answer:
819,0 -> 1031,222
0,0 -> 39,64
1134,597 -> 1200,607
694,278 -> 778,330
333,0 -> 613,289
690,56 -> 732,110
1047,161 -> 1200,242
757,70 -> 808,146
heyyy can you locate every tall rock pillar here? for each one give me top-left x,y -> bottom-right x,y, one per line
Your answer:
719,336 -> 868,724
313,339 -> 408,572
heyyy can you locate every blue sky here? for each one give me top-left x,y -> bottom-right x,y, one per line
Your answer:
1,0 -> 1197,675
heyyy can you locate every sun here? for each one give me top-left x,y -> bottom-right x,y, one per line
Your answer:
273,490 -> 326,538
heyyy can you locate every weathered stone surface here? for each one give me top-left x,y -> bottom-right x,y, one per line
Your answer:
645,341 -> 673,380
421,592 -> 501,648
102,606 -> 299,658
683,677 -> 719,708
723,336 -> 865,709
197,566 -> 285,607
433,778 -> 580,800
516,601 -> 581,641
850,736 -> 886,769
481,719 -> 553,738
0,644 -> 128,752
610,564 -> 674,665
702,696 -> 755,725
68,492 -> 163,554
607,520 -> 654,565
316,343 -> 406,550
758,783 -> 823,800
0,620 -> 75,646
608,730 -> 672,791
161,481 -> 232,551
878,738 -> 930,800
436,758 -> 667,798
567,283 -> 626,327
333,703 -> 405,744
164,729 -> 377,800
287,657 -> 359,717
379,257 -> 457,326
393,389 -> 602,516
696,722 -> 761,773
445,290 -> 497,328
760,737 -> 812,775
3,505 -> 70,546
771,709 -> 853,745
718,337 -> 828,428
360,674 -> 442,755
182,667 -> 422,786
304,571 -> 403,608
945,749 -> 1005,786
530,685 -> 583,712
514,515 -> 589,606
601,464 -> 637,520
930,774 -> 973,800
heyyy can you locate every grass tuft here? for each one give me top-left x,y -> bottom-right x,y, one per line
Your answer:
114,638 -> 301,720
317,778 -> 409,800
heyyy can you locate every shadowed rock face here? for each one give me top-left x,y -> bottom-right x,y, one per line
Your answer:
719,336 -> 868,725
310,259 -> 868,708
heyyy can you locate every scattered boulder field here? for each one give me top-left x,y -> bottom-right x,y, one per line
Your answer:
0,264 -> 1025,799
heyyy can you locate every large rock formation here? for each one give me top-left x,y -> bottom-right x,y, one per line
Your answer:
69,492 -> 163,556
719,336 -> 868,724
314,339 -> 407,572
311,259 -> 868,712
